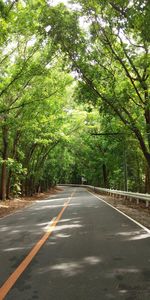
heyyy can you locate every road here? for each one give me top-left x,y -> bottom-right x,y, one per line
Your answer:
0,186 -> 150,300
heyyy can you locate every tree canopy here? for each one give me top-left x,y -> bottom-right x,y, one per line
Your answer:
0,0 -> 150,200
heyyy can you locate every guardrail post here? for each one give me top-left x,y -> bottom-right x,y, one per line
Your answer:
146,200 -> 149,208
60,184 -> 150,208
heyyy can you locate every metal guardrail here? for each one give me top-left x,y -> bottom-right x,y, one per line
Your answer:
59,184 -> 150,207
87,186 -> 150,207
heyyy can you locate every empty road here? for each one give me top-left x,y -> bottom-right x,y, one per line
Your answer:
0,186 -> 150,299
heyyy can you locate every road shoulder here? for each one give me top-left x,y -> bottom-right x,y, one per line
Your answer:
0,187 -> 63,219
88,190 -> 150,230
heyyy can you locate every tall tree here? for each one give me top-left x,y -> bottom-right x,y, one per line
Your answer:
43,1 -> 150,191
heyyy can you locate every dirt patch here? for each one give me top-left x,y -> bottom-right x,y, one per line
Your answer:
0,187 -> 63,219
94,192 -> 150,230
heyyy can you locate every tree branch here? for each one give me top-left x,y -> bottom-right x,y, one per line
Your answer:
0,46 -> 39,98
101,28 -> 145,104
0,90 -> 59,114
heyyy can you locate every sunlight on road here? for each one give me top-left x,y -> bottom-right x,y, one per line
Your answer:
116,229 -> 150,241
52,224 -> 83,232
38,256 -> 102,277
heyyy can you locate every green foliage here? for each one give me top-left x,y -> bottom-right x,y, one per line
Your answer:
0,0 -> 149,199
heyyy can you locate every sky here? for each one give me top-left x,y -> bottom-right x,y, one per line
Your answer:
51,0 -> 68,4
49,0 -> 90,32
50,0 -> 81,10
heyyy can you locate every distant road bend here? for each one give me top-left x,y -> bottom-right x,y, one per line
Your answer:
0,186 -> 150,300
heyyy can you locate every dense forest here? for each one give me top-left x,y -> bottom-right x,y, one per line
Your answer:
0,0 -> 150,200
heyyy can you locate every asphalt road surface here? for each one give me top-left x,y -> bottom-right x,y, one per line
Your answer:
0,186 -> 150,300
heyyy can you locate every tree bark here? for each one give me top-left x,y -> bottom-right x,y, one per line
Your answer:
102,163 -> 109,188
6,131 -> 20,199
0,124 -> 8,201
145,165 -> 150,193
6,170 -> 12,199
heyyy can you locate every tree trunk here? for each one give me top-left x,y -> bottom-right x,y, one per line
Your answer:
6,131 -> 20,199
102,163 -> 109,188
145,165 -> 150,193
6,170 -> 12,199
0,124 -> 8,201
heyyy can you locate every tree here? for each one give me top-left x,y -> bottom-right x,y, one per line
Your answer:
43,1 -> 150,191
0,0 -> 73,199
0,0 -> 149,199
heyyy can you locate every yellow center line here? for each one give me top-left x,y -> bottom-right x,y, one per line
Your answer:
0,190 -> 75,300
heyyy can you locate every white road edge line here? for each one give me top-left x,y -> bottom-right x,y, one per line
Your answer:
88,190 -> 150,234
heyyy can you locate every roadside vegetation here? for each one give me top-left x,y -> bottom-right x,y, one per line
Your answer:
0,0 -> 150,201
